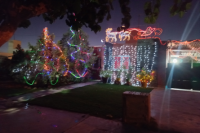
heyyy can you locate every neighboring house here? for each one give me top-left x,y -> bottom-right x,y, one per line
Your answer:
166,39 -> 200,90
89,46 -> 103,80
92,46 -> 102,69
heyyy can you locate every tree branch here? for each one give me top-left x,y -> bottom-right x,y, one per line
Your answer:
0,0 -> 50,47
0,18 -> 19,47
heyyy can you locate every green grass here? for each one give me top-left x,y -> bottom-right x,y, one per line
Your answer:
28,83 -> 153,119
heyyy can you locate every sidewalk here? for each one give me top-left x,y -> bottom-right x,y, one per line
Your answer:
0,81 -> 98,109
0,105 -> 148,133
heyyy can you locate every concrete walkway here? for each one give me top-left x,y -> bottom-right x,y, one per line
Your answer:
1,84 -> 200,133
0,106 -> 147,133
0,81 -> 98,107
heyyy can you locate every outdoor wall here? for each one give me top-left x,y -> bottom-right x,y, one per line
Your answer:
103,38 -> 167,88
157,43 -> 167,88
103,42 -> 113,70
137,39 -> 159,87
8,40 -> 21,53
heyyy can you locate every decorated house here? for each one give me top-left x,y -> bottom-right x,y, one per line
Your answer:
101,26 -> 200,89
102,27 -> 166,87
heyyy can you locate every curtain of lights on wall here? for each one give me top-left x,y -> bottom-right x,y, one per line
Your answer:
136,40 -> 158,86
104,40 -> 158,86
104,42 -> 137,85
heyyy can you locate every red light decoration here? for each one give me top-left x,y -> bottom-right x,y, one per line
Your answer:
43,27 -> 69,76
105,27 -> 163,43
168,39 -> 200,61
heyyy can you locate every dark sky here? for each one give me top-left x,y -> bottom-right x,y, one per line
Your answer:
0,0 -> 200,52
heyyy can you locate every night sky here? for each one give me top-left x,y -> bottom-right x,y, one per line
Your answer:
0,0 -> 200,52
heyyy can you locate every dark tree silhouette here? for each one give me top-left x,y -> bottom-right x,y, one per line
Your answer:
0,0 -> 192,47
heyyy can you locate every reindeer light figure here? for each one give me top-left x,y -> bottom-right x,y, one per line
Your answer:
105,28 -> 118,42
118,30 -> 131,41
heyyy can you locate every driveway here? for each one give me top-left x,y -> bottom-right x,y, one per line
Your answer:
151,88 -> 200,133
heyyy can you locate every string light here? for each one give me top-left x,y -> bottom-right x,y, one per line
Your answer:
23,27 -> 68,85
105,27 -> 163,43
66,27 -> 88,78
104,44 -> 137,85
103,39 -> 158,86
24,73 -> 59,85
136,41 -> 157,86
168,39 -> 200,61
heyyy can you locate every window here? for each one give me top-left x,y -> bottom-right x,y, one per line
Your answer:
123,57 -> 129,69
113,56 -> 130,70
114,57 -> 121,69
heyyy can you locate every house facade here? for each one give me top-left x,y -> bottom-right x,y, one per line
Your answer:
101,27 -> 200,89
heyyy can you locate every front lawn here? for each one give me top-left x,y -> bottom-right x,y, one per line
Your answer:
28,83 -> 153,119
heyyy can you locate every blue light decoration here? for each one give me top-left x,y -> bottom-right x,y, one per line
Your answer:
66,27 -> 88,78
24,27 -> 89,86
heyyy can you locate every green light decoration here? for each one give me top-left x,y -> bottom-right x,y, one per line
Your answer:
70,72 -> 81,78
23,73 -> 43,85
23,37 -> 62,86
23,27 -> 91,85
49,76 -> 59,85
24,73 -> 59,85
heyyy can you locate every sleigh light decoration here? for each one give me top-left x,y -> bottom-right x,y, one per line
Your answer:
105,27 -> 163,43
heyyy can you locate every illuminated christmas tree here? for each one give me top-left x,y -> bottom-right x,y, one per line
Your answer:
12,27 -> 96,85
58,27 -> 96,80
23,27 -> 69,85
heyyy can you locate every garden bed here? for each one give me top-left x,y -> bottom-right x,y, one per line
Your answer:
28,83 -> 153,119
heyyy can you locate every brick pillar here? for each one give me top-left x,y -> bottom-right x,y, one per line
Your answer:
157,44 -> 167,88
123,91 -> 150,124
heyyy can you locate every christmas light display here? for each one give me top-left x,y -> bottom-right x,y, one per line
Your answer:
66,27 -> 88,78
136,68 -> 155,87
105,28 -> 118,42
136,41 -> 158,86
103,39 -> 158,87
43,27 -> 69,76
119,30 -> 131,41
23,26 -> 90,85
127,27 -> 163,37
105,27 -> 163,43
104,43 -> 137,85
168,39 -> 200,61
23,27 -> 69,85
